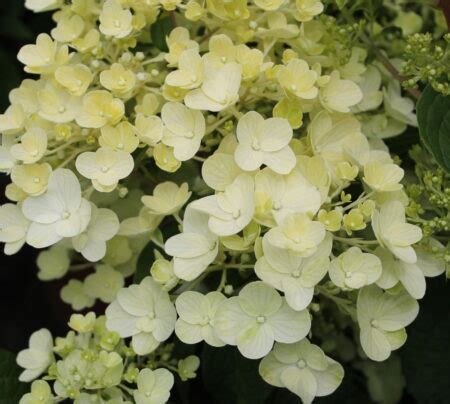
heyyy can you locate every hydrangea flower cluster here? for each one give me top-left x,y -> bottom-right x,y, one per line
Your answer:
0,0 -> 446,402
18,312 -> 184,404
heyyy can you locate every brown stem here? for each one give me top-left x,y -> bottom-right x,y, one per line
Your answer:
438,0 -> 450,29
168,10 -> 177,28
199,27 -> 220,44
359,29 -> 423,99
373,48 -> 422,99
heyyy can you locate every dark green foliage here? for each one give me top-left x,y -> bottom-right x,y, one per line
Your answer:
401,278 -> 450,404
150,17 -> 173,52
417,85 -> 450,172
0,349 -> 28,404
201,345 -> 272,404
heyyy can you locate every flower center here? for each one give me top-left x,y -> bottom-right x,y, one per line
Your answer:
297,359 -> 306,369
62,211 -> 70,219
136,312 -> 156,332
33,177 -> 40,184
101,166 -> 109,173
273,201 -> 282,211
232,209 -> 241,219
292,270 -> 301,278
256,315 -> 266,324
252,138 -> 260,151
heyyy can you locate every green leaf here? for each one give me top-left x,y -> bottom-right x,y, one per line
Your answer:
417,84 -> 450,172
0,46 -> 21,111
357,355 -> 405,404
150,17 -> 172,52
202,345 -> 272,404
155,160 -> 201,190
134,241 -> 159,283
0,349 -> 28,404
400,278 -> 450,404
335,0 -> 348,9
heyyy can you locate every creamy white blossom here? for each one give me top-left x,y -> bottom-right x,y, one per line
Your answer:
357,285 -> 419,361
372,201 -> 422,264
255,234 -> 332,310
190,174 -> 255,236
84,264 -> 124,303
215,281 -> 311,359
375,242 -> 446,299
175,291 -> 226,347
329,247 -> 382,290
234,112 -> 296,175
161,102 -> 206,161
72,204 -> 120,262
17,329 -> 54,382
184,63 -> 242,112
259,339 -> 344,404
76,147 -> 134,192
142,182 -> 191,216
254,168 -> 321,226
106,277 -> 177,355
264,213 -> 325,256
0,203 -> 30,255
22,169 -> 91,248
10,128 -> 47,164
133,368 -> 174,404
165,206 -> 218,281
99,0 -> 133,39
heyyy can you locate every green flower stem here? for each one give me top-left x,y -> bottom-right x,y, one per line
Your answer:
205,114 -> 233,135
150,235 -> 165,250
340,7 -> 421,99
342,191 -> 375,212
316,285 -> 357,318
192,155 -> 206,162
208,263 -> 254,271
333,236 -> 378,245
216,269 -> 228,292
45,136 -> 85,156
119,383 -> 134,395
172,213 -> 183,226
70,263 -> 94,271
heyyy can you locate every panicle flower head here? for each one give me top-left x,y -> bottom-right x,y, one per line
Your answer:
2,0 -> 436,401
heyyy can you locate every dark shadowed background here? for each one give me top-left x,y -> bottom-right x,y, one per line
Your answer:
0,1 -> 448,403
